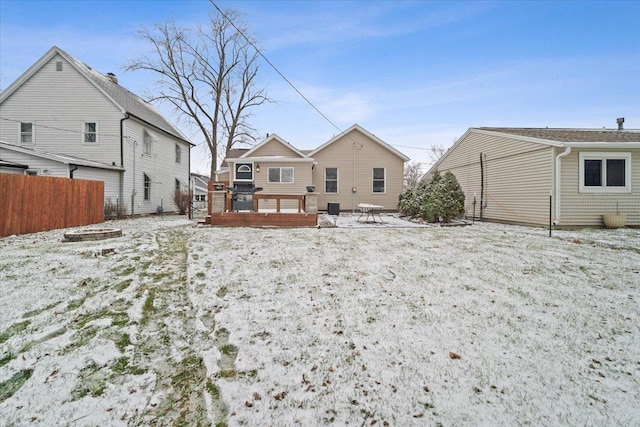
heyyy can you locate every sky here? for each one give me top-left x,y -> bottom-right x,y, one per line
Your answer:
1,0 -> 639,175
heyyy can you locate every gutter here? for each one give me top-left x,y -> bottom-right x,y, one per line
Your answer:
554,147 -> 571,225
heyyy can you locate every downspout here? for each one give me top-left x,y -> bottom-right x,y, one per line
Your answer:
352,143 -> 356,213
554,147 -> 571,225
69,165 -> 78,179
120,114 -> 130,213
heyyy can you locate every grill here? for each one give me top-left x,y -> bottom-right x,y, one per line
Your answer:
230,182 -> 263,211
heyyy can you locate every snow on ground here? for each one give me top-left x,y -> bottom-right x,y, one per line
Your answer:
0,216 -> 638,426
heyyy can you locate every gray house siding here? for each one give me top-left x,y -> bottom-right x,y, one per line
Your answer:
433,131 -> 554,226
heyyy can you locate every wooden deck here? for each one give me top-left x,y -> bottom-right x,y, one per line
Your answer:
205,211 -> 318,227
204,182 -> 318,227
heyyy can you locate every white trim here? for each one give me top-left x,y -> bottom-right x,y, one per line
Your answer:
83,121 -> 98,144
578,152 -> 631,193
372,167 -> 386,194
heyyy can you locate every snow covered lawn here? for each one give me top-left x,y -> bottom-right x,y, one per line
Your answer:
1,217 -> 639,426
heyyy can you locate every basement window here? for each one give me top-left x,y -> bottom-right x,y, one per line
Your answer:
579,152 -> 631,193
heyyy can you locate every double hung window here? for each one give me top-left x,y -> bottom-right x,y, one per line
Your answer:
20,122 -> 33,144
373,168 -> 386,193
84,122 -> 97,143
325,168 -> 338,193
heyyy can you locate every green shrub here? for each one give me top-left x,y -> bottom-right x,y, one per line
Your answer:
398,170 -> 465,223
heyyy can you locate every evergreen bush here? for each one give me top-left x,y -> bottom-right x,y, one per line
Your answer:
397,170 -> 465,223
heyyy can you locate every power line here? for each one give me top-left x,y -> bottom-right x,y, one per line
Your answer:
209,0 -> 343,135
208,2 -> 434,156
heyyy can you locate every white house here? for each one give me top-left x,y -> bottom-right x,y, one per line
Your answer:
0,46 -> 193,215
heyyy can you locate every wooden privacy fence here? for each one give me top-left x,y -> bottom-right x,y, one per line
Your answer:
0,174 -> 104,237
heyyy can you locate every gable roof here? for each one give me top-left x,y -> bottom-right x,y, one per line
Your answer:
239,134 -> 308,159
0,141 -> 124,170
428,126 -> 640,175
479,127 -> 640,143
0,46 -> 191,145
308,124 -> 410,161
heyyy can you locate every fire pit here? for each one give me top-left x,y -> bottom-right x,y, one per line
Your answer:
63,228 -> 123,242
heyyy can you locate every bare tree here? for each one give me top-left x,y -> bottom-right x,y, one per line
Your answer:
126,10 -> 270,179
427,144 -> 447,164
404,161 -> 423,187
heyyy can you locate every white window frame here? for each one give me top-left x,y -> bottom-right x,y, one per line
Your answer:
143,130 -> 152,155
372,167 -> 386,194
268,167 -> 294,183
20,122 -> 34,144
579,152 -> 631,193
325,167 -> 338,193
175,144 -> 181,163
83,122 -> 97,144
234,163 -> 254,181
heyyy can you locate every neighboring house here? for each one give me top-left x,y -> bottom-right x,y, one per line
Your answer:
218,124 -> 410,212
190,172 -> 210,209
426,125 -> 640,227
0,46 -> 193,215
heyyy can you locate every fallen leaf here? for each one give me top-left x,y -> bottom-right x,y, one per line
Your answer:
449,352 -> 461,359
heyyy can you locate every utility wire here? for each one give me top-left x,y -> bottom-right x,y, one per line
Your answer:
209,1 -> 433,154
209,0 -> 342,135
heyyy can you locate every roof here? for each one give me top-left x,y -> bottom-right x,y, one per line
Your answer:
308,124 -> 410,161
0,141 -> 125,171
479,127 -> 640,143
221,148 -> 250,167
0,159 -> 29,169
427,126 -> 640,176
0,46 -> 192,145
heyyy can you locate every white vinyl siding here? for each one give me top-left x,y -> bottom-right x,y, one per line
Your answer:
0,52 -> 191,216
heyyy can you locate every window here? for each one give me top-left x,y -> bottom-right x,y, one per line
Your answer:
20,122 -> 33,144
175,144 -> 181,163
234,163 -> 253,181
579,152 -> 631,193
325,168 -> 338,193
144,174 -> 151,200
268,167 -> 294,183
143,130 -> 152,155
373,168 -> 385,193
195,195 -> 206,202
175,178 -> 181,192
56,61 -> 63,71
84,122 -> 97,143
